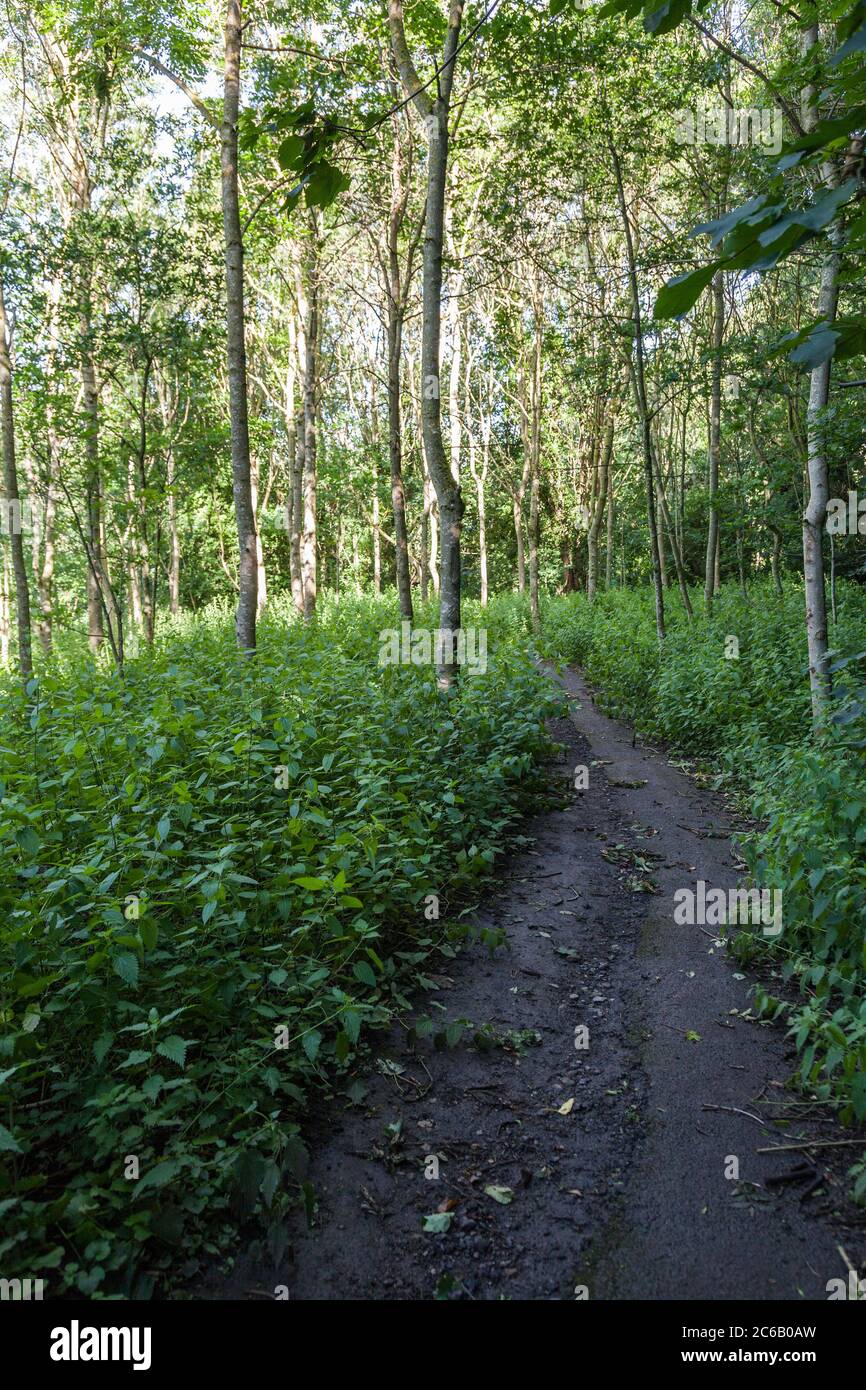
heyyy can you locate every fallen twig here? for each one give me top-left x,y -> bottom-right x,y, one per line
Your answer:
756,1139 -> 866,1153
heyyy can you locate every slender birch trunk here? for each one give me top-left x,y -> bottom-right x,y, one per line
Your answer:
528,283 -> 543,633
611,141 -> 665,642
221,0 -> 258,650
0,274 -> 32,680
389,0 -> 465,688
800,24 -> 840,718
705,269 -> 723,613
384,125 -> 414,620
605,467 -> 614,589
301,223 -> 319,619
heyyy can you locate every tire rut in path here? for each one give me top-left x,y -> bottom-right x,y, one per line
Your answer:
207,666 -> 852,1301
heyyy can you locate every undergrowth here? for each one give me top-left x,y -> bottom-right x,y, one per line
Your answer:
0,593 -> 560,1295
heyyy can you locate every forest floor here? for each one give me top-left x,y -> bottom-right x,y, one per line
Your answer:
202,666 -> 866,1301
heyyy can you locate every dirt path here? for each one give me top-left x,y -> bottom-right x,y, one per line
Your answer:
205,667 -> 861,1301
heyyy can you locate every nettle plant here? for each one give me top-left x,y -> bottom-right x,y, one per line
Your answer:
0,596 -> 559,1295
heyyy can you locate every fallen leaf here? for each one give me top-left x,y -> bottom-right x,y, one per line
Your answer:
423,1212 -> 454,1233
557,1098 -> 575,1115
437,1197 -> 460,1214
484,1185 -> 514,1205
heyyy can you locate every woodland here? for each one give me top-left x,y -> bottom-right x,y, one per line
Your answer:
0,0 -> 865,1303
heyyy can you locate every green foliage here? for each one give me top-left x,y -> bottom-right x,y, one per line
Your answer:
0,594 -> 559,1295
635,0 -> 866,363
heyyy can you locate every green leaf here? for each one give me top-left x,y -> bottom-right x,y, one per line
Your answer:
353,961 -> 376,987
789,325 -> 840,369
135,1159 -> 182,1195
16,826 -> 41,855
277,133 -> 306,170
119,1050 -> 151,1067
302,1029 -> 322,1063
304,160 -> 350,210
484,1184 -> 514,1204
644,0 -> 691,34
113,952 -> 139,988
692,196 -> 770,247
293,876 -> 328,891
0,1122 -> 23,1154
156,1035 -> 188,1068
654,265 -> 716,319
423,1211 -> 454,1233
831,21 -> 866,64
15,972 -> 57,998
343,1010 -> 361,1044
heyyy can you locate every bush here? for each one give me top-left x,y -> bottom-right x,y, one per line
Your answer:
0,593 -> 560,1296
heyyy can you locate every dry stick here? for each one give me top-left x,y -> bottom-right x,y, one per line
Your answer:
756,1139 -> 866,1153
702,1102 -> 777,1128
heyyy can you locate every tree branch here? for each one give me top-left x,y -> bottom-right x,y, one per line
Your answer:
130,47 -> 221,131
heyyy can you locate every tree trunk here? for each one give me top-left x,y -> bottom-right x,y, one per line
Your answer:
653,449 -> 693,619
291,406 -> 304,613
0,275 -> 32,680
386,301 -> 413,619
605,467 -> 614,589
800,21 -> 838,719
803,235 -> 839,716
528,282 -> 543,632
704,269 -> 723,614
611,141 -> 665,642
372,455 -> 382,594
81,334 -> 104,653
471,407 -> 490,607
0,549 -> 10,666
36,273 -> 63,652
221,0 -> 258,651
250,448 -> 267,614
167,448 -> 180,614
389,0 -> 464,687
513,496 -> 526,592
384,116 -> 414,622
770,525 -> 783,598
529,462 -> 540,631
419,481 -> 429,603
656,483 -> 670,589
301,224 -> 319,619
587,401 -> 616,601
736,527 -> 748,599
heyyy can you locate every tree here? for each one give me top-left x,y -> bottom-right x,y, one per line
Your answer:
389,0 -> 465,688
0,272 -> 32,679
221,0 -> 258,649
